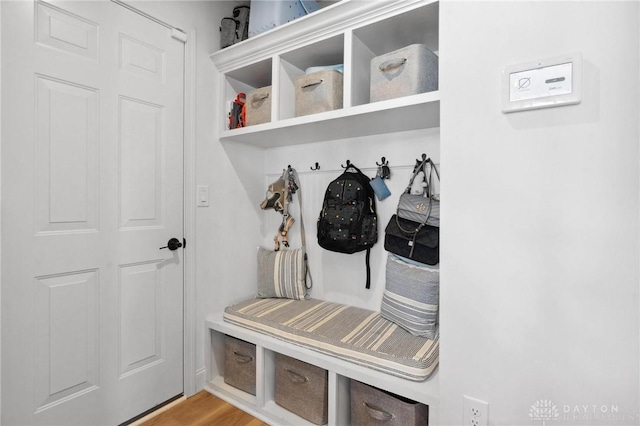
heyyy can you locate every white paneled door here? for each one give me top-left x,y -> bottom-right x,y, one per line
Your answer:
2,1 -> 185,424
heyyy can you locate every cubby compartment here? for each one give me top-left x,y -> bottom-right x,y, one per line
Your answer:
224,335 -> 257,395
275,353 -> 329,425
223,59 -> 272,129
350,380 -> 429,425
211,0 -> 441,147
278,34 -> 344,120
207,330 -> 258,407
350,1 -> 439,106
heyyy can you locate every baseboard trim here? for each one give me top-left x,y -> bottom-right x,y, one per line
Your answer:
195,367 -> 207,392
125,395 -> 186,426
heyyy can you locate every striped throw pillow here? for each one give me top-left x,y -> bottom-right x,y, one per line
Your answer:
381,254 -> 439,339
256,247 -> 306,300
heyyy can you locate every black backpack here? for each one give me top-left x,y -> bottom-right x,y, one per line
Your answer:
317,163 -> 378,288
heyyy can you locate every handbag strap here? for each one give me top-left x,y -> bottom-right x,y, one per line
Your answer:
395,156 -> 440,235
405,156 -> 440,195
288,167 -> 313,289
395,213 -> 426,236
404,157 -> 429,195
425,158 -> 440,200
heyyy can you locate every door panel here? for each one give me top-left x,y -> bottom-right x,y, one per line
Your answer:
36,1 -> 99,60
119,96 -> 163,228
2,1 -> 185,424
119,261 -> 163,377
35,75 -> 99,233
120,34 -> 166,81
34,270 -> 99,411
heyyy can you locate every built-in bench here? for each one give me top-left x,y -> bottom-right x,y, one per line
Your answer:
205,297 -> 440,425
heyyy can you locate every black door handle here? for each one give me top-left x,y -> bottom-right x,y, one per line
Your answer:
159,238 -> 183,251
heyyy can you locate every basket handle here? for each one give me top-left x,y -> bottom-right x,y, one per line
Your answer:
379,57 -> 407,72
301,79 -> 324,89
232,351 -> 254,364
251,92 -> 269,103
363,401 -> 394,422
284,368 -> 309,384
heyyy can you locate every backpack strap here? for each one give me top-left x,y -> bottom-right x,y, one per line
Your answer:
365,248 -> 371,289
346,163 -> 374,290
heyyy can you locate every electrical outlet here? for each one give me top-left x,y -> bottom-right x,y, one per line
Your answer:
463,395 -> 489,426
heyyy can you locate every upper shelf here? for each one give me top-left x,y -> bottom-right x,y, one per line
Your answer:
210,0 -> 438,72
219,91 -> 440,148
211,0 -> 440,148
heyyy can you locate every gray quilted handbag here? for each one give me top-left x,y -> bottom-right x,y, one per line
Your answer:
397,156 -> 440,227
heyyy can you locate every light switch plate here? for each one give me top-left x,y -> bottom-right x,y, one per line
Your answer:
197,185 -> 209,207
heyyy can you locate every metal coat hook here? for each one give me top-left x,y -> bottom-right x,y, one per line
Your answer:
310,162 -> 320,171
341,160 -> 352,169
376,157 -> 391,179
414,154 -> 428,171
376,157 -> 388,166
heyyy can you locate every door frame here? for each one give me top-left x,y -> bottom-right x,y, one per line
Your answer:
0,2 -> 199,420
110,0 -> 200,399
182,26 -> 198,398
0,1 -> 4,420
111,0 -> 199,400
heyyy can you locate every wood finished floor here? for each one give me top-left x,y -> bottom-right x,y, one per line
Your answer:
141,391 -> 269,426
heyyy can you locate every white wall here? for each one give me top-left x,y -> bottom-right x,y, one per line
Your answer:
439,2 -> 639,425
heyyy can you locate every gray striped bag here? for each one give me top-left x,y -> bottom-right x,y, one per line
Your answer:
256,247 -> 307,300
380,254 -> 439,339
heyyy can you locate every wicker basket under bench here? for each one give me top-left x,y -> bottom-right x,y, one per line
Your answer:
205,298 -> 439,425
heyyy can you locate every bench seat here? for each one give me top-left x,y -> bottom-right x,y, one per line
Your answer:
223,297 -> 439,382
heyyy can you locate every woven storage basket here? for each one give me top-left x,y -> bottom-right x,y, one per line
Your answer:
245,86 -> 271,126
350,379 -> 429,425
370,43 -> 438,103
275,353 -> 328,425
295,69 -> 343,117
223,335 -> 256,395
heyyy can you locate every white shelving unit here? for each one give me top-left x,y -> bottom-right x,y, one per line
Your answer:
210,0 -> 439,148
207,0 -> 440,424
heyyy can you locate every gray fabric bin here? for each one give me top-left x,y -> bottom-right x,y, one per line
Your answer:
245,86 -> 271,126
295,69 -> 343,117
223,335 -> 256,395
350,379 -> 429,425
370,44 -> 438,103
275,353 -> 328,425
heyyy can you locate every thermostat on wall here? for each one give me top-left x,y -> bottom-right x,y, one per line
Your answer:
502,53 -> 582,113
